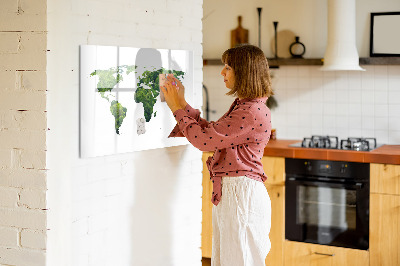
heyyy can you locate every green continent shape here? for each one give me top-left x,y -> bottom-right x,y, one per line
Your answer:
134,68 -> 185,122
110,100 -> 127,134
91,65 -> 137,133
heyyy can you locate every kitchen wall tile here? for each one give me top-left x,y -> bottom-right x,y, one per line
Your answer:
374,130 -> 389,144
388,117 -> 400,131
349,128 -> 362,137
285,66 -> 298,77
310,77 -> 324,90
374,117 -> 389,130
336,128 -> 349,140
348,71 -> 362,90
323,115 -> 336,129
388,75 -> 400,91
374,90 -> 388,104
336,115 -> 349,128
361,104 -> 375,117
310,66 -> 324,77
374,65 -> 388,77
336,90 -> 349,103
204,65 -> 399,144
361,73 -> 374,91
298,77 -> 311,89
348,103 -> 362,116
322,70 -> 335,78
362,116 -> 375,130
298,67 -> 311,78
349,116 -> 362,129
361,90 -> 374,103
388,131 -> 400,143
286,77 -> 299,89
348,90 -> 362,103
323,103 -> 336,115
323,86 -> 336,103
375,104 -> 389,117
362,129 -> 375,138
335,72 -> 349,90
388,91 -> 400,104
374,77 -> 388,91
336,103 -> 349,116
387,65 -> 400,76
389,104 -> 400,117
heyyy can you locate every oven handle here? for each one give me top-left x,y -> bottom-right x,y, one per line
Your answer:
286,177 -> 364,189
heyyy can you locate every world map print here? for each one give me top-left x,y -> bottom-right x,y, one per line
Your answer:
90,65 -> 185,134
80,45 -> 194,157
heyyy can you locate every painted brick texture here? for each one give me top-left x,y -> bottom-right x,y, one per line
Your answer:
46,0 -> 203,265
0,0 -> 47,265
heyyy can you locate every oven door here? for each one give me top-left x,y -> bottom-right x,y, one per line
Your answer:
285,177 -> 369,250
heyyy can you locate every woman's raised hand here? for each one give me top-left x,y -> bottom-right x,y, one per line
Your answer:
170,75 -> 187,108
161,76 -> 184,113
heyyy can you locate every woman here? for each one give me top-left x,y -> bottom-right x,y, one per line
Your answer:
161,44 -> 273,266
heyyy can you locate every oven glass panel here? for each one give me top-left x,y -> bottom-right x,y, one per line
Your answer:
297,186 -> 357,230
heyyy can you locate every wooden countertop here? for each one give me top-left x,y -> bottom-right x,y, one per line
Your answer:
263,139 -> 400,165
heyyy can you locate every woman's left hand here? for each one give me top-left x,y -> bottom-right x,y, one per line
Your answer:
161,76 -> 183,113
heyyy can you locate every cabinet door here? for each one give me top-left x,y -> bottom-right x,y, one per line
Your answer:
370,193 -> 400,266
370,163 -> 400,195
261,156 -> 285,185
264,184 -> 284,266
284,241 -> 369,266
202,152 -> 213,258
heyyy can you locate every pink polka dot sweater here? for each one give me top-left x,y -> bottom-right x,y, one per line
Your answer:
168,97 -> 272,206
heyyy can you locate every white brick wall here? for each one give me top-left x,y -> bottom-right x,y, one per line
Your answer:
0,0 -> 48,265
46,0 -> 203,266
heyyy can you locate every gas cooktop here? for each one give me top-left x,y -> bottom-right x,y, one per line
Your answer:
289,135 -> 383,151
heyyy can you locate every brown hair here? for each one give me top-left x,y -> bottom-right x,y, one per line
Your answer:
221,44 -> 273,99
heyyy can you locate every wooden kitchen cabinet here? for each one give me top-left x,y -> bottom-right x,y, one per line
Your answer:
370,163 -> 400,266
202,152 -> 213,258
370,163 -> 400,195
201,154 -> 286,266
284,241 -> 369,266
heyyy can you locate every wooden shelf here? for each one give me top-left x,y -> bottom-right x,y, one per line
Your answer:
203,57 -> 400,67
359,57 -> 400,65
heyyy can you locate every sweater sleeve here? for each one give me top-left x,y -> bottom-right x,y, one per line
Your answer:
172,106 -> 257,152
168,103 -> 211,138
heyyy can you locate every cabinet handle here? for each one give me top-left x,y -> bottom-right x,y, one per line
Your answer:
314,252 -> 335,257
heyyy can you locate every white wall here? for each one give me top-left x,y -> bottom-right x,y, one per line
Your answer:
46,0 -> 203,265
203,0 -> 400,145
0,0 -> 48,265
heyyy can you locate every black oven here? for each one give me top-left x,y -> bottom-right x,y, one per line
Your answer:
285,158 -> 369,250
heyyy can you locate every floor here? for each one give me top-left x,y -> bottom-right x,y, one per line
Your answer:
202,257 -> 211,266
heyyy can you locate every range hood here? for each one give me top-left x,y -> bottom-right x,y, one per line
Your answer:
320,0 -> 365,71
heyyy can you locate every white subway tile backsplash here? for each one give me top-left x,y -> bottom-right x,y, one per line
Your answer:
388,91 -> 400,104
361,90 -> 375,104
389,104 -> 400,117
374,65 -> 388,77
374,77 -> 388,91
204,65 -> 400,144
361,104 -> 375,117
375,104 -> 389,117
388,117 -> 400,131
388,131 -> 400,143
374,90 -> 388,104
375,130 -> 389,144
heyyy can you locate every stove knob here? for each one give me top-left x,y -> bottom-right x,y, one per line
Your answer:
340,164 -> 347,174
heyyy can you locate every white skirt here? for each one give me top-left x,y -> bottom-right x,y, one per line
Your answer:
212,176 -> 271,266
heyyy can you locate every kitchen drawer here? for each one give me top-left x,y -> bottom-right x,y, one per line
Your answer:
284,241 -> 369,266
